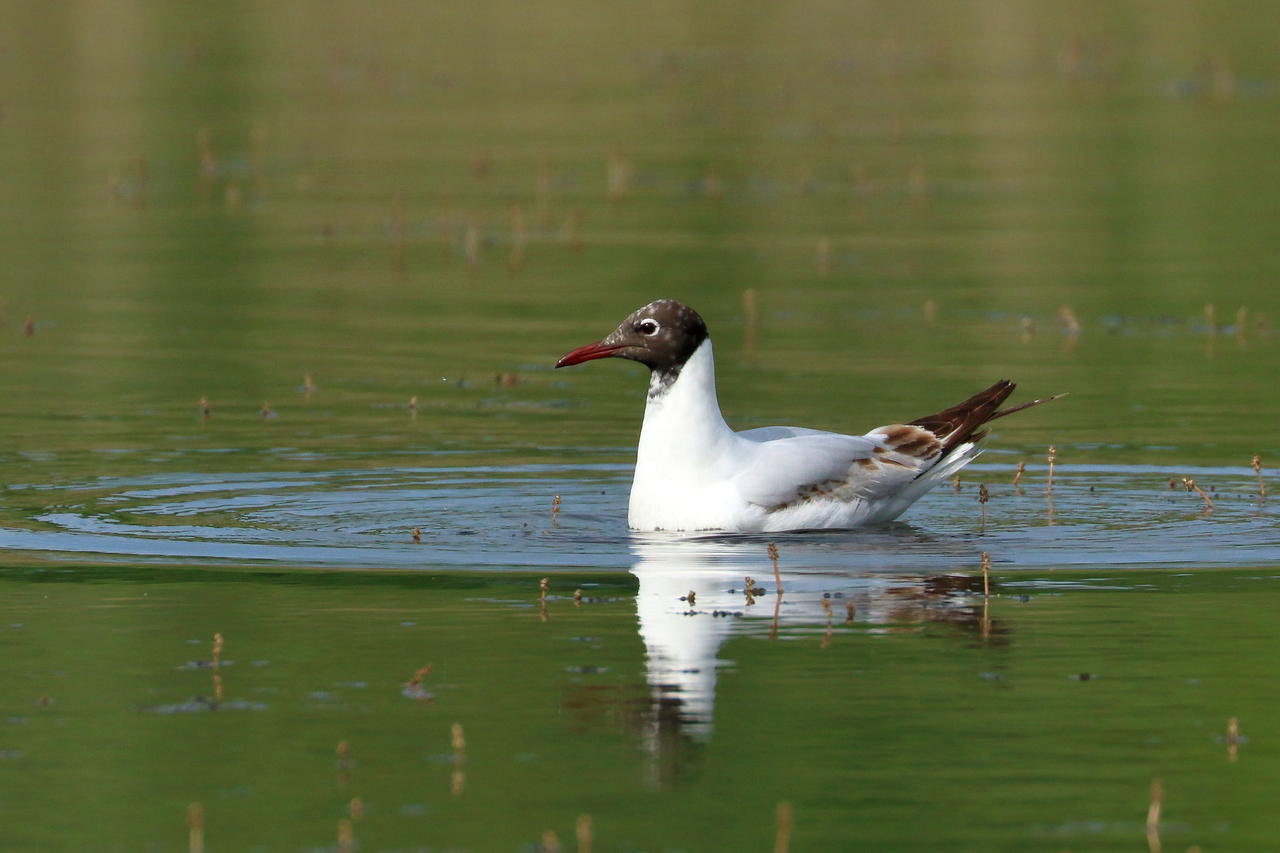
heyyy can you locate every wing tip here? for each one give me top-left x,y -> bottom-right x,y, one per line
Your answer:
911,381 -> 1065,458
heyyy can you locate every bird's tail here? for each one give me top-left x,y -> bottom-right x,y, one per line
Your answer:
910,380 -> 1066,459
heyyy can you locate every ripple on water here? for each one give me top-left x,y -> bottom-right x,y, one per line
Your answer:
0,461 -> 1275,572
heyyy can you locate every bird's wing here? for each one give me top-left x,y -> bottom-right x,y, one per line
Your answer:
732,381 -> 1063,516
731,425 -> 945,510
736,425 -> 834,442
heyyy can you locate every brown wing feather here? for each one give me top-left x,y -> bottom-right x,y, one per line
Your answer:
910,379 -> 1062,459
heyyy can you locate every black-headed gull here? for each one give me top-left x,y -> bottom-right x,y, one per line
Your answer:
556,299 -> 1059,532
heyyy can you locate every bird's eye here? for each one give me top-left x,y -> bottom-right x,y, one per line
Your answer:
636,319 -> 660,336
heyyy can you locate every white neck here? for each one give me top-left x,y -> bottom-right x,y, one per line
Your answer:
633,338 -> 734,479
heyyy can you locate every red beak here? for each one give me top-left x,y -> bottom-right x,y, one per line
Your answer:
555,340 -> 624,368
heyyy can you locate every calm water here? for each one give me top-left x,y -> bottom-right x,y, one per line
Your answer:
3,2 -> 1280,850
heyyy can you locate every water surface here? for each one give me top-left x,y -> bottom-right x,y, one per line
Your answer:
3,1 -> 1280,850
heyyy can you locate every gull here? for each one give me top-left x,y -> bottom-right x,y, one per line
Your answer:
556,299 -> 1060,532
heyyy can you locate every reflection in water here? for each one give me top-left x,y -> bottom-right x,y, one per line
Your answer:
628,537 -> 1007,778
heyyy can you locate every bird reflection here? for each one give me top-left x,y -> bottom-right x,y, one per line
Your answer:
625,536 -> 1009,778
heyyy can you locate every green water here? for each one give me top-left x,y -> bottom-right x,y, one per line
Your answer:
3,566 -> 1278,852
3,1 -> 1280,850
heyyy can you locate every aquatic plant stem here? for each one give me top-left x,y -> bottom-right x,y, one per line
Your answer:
774,801 -> 793,853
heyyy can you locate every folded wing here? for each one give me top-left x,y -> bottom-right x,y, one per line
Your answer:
731,425 -> 944,510
731,380 -> 1061,521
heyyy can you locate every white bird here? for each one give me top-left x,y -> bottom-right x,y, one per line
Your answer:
556,299 -> 1060,532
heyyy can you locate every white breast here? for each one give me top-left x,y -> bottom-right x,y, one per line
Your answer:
628,340 -> 760,531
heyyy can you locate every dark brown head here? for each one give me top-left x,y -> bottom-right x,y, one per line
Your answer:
555,299 -> 710,383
